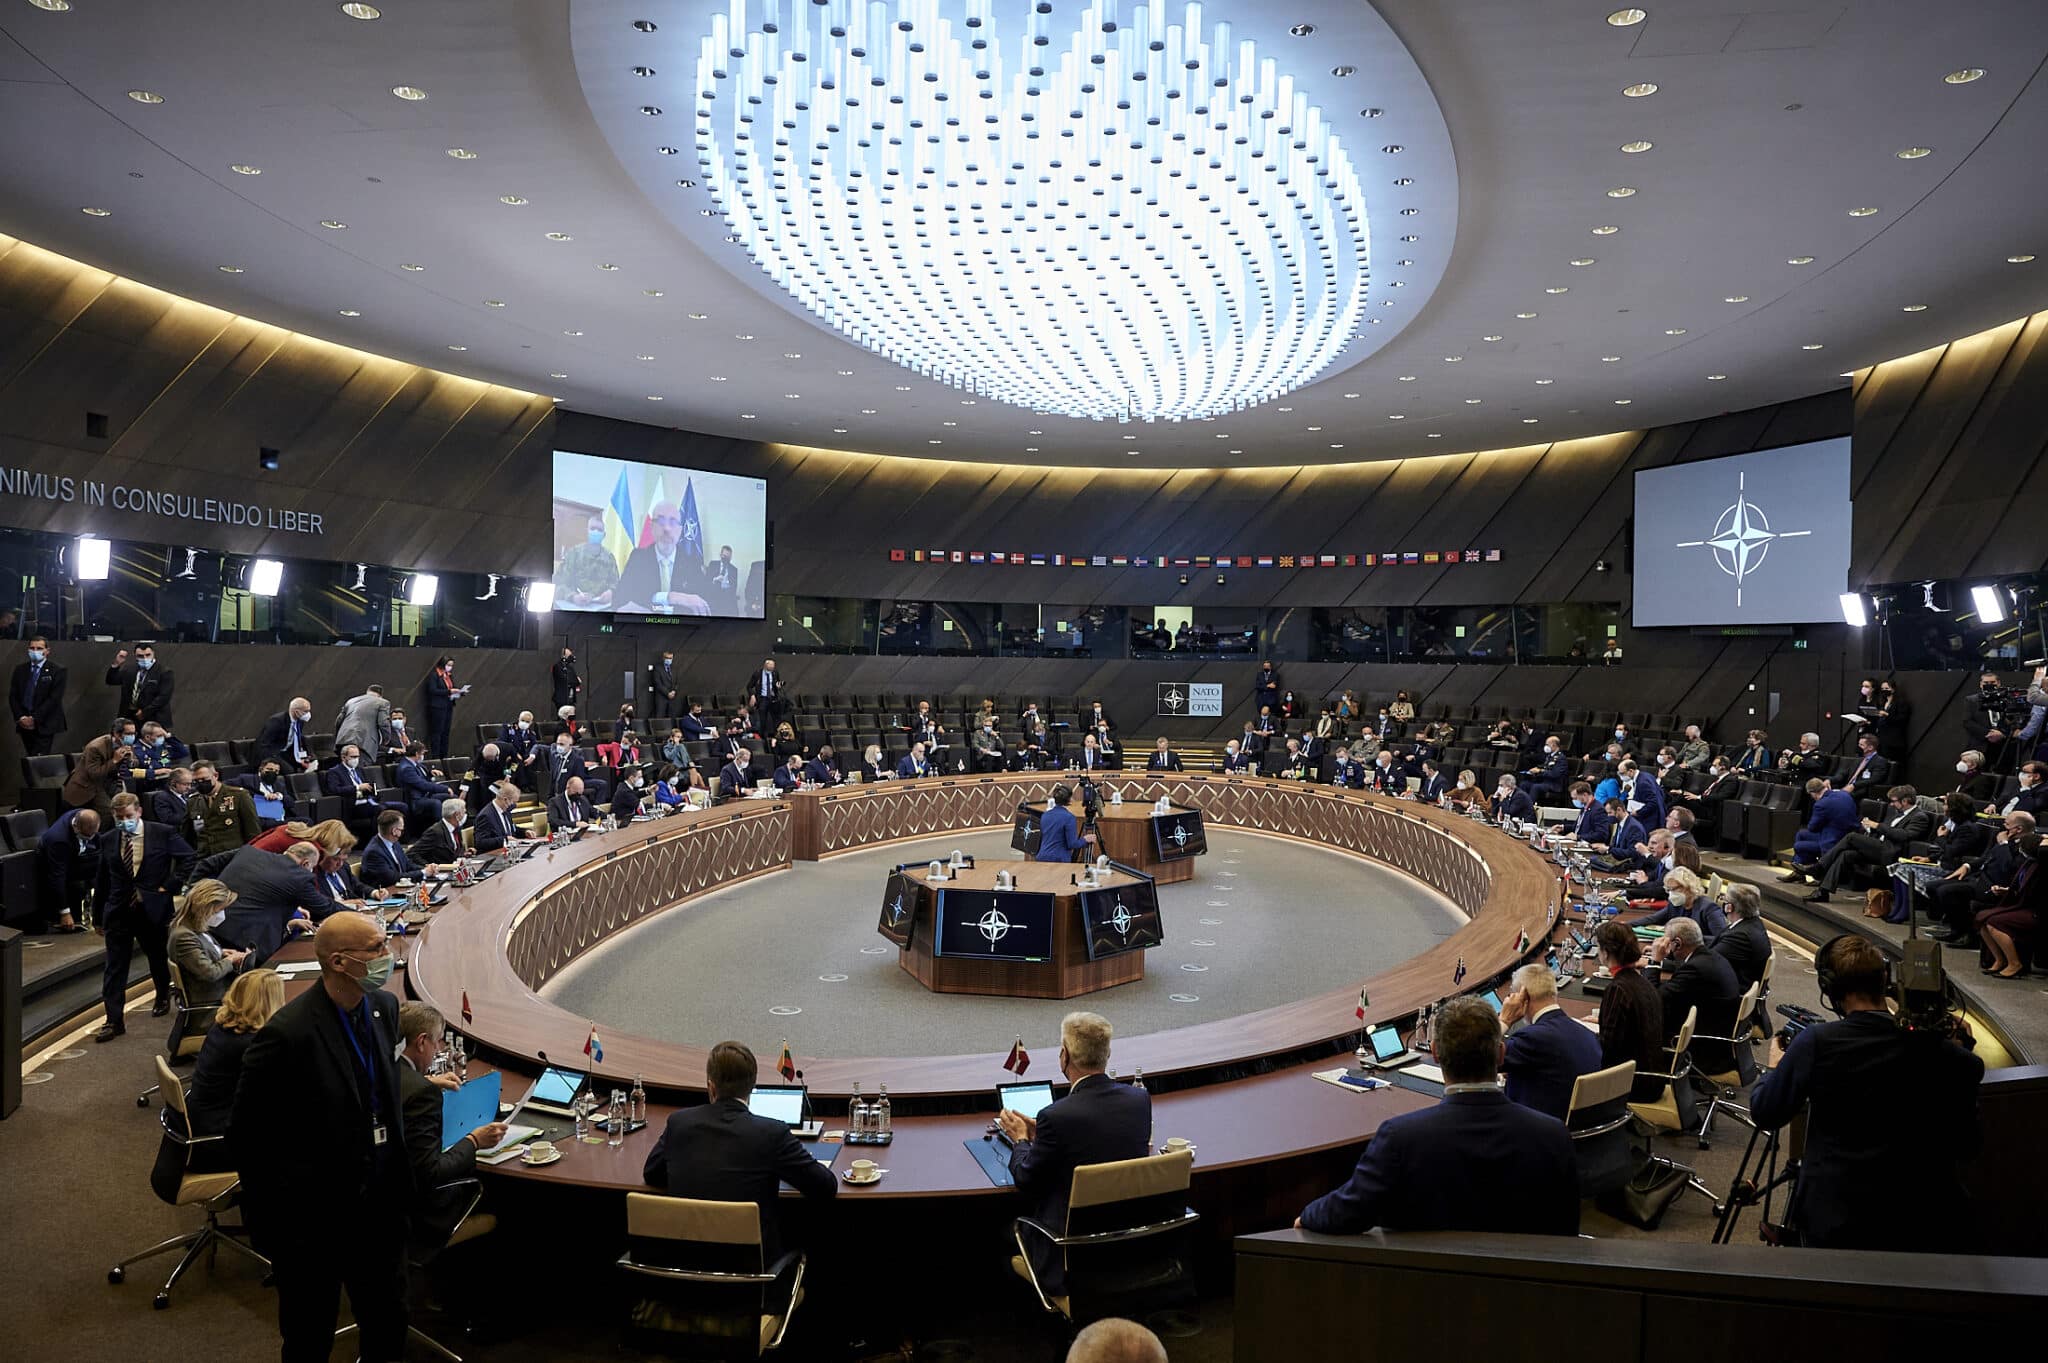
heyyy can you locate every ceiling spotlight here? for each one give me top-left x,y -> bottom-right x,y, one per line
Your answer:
675,178 -> 697,188
1400,233 -> 1419,242
1787,255 -> 1815,265
499,194 -> 528,205
446,344 -> 467,351
1515,311 -> 1538,319
643,288 -> 665,296
1606,186 -> 1637,197
1535,378 -> 1554,384
525,581 -> 555,614
646,395 -> 663,401
1622,82 -> 1659,97
1620,140 -> 1653,153
338,308 -> 361,317
1523,418 -> 1540,424
1332,65 -> 1355,77
217,265 -> 244,274
1360,107 -> 1382,117
639,105 -> 662,116
2007,254 -> 2037,263
1943,68 -> 1985,84
633,66 -> 657,78
549,371 -> 568,379
596,262 -> 620,271
1591,224 -> 1619,235
544,231 -> 572,241
1482,334 -> 1503,342
1444,355 -> 1463,363
631,19 -> 657,32
484,299 -> 506,307
1464,398 -> 1482,405
1601,355 -> 1621,363
319,219 -> 346,229
229,164 -> 261,175
1724,294 -> 1750,303
406,573 -> 438,607
1896,147 -> 1932,159
1383,145 -> 1404,154
80,206 -> 111,217
1664,328 -> 1687,335
1614,398 -> 1633,405
1606,8 -> 1648,25
1971,584 -> 2008,623
562,329 -> 583,336
638,355 -> 657,361
400,262 -> 425,271
74,535 -> 110,580
1570,258 -> 1595,267
27,0 -> 72,10
1801,343 -> 1824,350
391,86 -> 428,101
340,2 -> 381,17
1706,373 -> 1726,380
446,147 -> 477,159
1848,206 -> 1880,217
127,90 -> 164,105
1902,303 -> 1928,312
687,312 -> 708,319
1289,23 -> 1314,36
1839,592 -> 1868,627
1545,286 -> 1570,294
657,146 -> 679,155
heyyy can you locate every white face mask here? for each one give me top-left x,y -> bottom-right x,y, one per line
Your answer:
1957,761 -> 1970,774
205,910 -> 226,929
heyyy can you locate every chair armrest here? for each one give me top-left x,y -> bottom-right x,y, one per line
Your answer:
1569,1114 -> 1634,1139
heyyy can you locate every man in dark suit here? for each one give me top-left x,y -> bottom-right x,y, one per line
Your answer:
1297,995 -> 1578,1236
1997,762 -> 2047,819
642,1040 -> 837,1265
1712,884 -> 1774,995
1220,739 -> 1255,774
105,642 -> 175,727
256,697 -> 319,774
1499,964 -> 1605,1122
999,1012 -> 1151,1295
1928,809 -> 2033,947
717,756 -> 751,800
745,657 -> 788,732
91,792 -> 196,1040
1253,661 -> 1280,717
1554,783 -> 1610,842
678,702 -> 712,742
200,841 -> 339,964
897,741 -> 934,780
1615,760 -> 1664,829
396,742 -> 455,827
322,742 -> 387,843
498,711 -> 544,786
1522,735 -> 1570,802
614,501 -> 711,614
9,634 -> 67,757
804,745 -> 842,787
1146,737 -> 1184,773
1327,747 -> 1363,789
771,752 -> 807,793
1806,784 -> 1934,904
1749,934 -> 1982,1251
410,798 -> 470,863
646,649 -> 681,718
1648,917 -> 1742,1075
536,731 -> 589,799
551,646 -> 582,711
396,1002 -> 508,1251
472,782 -> 521,853
361,809 -> 443,890
1416,760 -> 1451,804
1840,732 -> 1891,796
231,912 -> 413,1362
35,807 -> 100,933
149,766 -> 196,832
1490,774 -> 1536,822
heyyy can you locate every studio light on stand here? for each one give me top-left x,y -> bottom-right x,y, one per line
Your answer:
1838,593 -> 1868,628
525,581 -> 556,614
75,534 -> 111,581
247,558 -> 284,597
1970,584 -> 2007,624
406,573 -> 439,607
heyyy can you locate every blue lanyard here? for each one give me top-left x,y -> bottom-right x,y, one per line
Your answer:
334,999 -> 383,1121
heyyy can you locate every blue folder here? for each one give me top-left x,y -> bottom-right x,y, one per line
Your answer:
439,1069 -> 502,1151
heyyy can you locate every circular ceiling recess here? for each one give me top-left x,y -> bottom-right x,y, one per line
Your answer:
578,0 -> 1455,425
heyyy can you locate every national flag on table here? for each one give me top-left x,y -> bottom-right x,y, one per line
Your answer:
1111,555 -> 1129,566
637,472 -> 671,548
889,549 -> 907,562
1279,555 -> 1297,568
1342,554 -> 1358,567
584,1025 -> 604,1064
1355,986 -> 1371,1022
1319,555 -> 1337,566
1423,552 -> 1441,565
950,551 -> 964,563
1516,927 -> 1532,954
602,466 -> 638,570
1236,555 -> 1254,568
969,551 -> 986,564
1256,555 -> 1274,567
1484,548 -> 1503,562
1453,956 -> 1467,986
1091,555 -> 1108,566
1003,1036 -> 1031,1076
1402,552 -> 1421,565
777,1039 -> 796,1082
461,991 -> 473,1026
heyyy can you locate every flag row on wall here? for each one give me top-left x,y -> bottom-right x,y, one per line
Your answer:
886,549 -> 1506,567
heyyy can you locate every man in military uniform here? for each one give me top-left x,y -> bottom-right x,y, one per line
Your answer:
181,759 -> 262,857
557,512 -> 620,608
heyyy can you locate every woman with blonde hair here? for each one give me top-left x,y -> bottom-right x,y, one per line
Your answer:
1637,865 -> 1728,936
180,970 -> 286,1153
250,817 -> 355,858
168,879 -> 249,1010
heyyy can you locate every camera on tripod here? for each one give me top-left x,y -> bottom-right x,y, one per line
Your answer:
1773,1002 -> 1826,1046
1978,681 -> 2027,730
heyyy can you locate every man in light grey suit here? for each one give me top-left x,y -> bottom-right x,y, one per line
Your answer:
334,684 -> 393,758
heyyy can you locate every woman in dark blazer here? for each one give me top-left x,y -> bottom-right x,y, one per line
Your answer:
1593,921 -> 1666,1103
154,969 -> 286,1199
166,879 -> 247,1010
422,657 -> 459,760
1977,834 -> 2045,980
860,744 -> 892,783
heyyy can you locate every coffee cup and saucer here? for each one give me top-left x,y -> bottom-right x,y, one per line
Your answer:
1159,1136 -> 1197,1157
841,1158 -> 884,1185
520,1140 -> 562,1167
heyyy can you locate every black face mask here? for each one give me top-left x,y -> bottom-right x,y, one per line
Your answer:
195,779 -> 215,793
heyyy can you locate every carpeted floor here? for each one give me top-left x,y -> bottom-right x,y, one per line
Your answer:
543,831 -> 1466,1059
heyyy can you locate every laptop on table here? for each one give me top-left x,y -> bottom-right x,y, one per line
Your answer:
993,1079 -> 1058,1149
747,1083 -> 825,1143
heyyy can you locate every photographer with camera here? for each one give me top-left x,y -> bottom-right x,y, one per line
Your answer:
1749,935 -> 1982,1252
1968,665 -> 2048,774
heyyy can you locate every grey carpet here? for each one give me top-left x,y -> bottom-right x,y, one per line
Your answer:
542,831 -> 1466,1060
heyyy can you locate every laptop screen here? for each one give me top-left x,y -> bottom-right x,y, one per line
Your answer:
1368,1025 -> 1407,1060
997,1081 -> 1056,1120
747,1085 -> 806,1126
529,1066 -> 586,1107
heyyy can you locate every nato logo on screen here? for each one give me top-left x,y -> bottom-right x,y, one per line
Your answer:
1631,438 -> 1851,627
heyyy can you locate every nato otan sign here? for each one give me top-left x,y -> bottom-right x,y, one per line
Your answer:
1156,683 -> 1223,718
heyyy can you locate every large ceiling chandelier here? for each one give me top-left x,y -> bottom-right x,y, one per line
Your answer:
693,0 -> 1369,422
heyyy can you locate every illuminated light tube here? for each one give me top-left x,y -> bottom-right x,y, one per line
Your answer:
692,0 -> 1370,422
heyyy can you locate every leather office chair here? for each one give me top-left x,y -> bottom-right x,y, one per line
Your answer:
1626,1007 -> 1715,1201
0,848 -> 39,931
1692,980 -> 1764,1147
1012,1151 -> 1199,1330
110,1055 -> 269,1307
1,807 -> 49,850
1566,1061 -> 1637,1200
137,961 -> 218,1109
335,1177 -> 492,1363
616,1193 -> 805,1359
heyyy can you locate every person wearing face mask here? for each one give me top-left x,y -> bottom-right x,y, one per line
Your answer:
333,682 -> 391,758
409,797 -> 472,865
91,791 -> 196,1041
677,699 -> 711,742
179,760 -> 261,856
1869,678 -> 1911,766
197,840 -> 339,964
132,720 -> 190,783
613,764 -> 652,818
539,731 -> 588,797
1490,773 -> 1536,822
2001,761 -> 2048,818
360,808 -> 447,890
469,780 -> 521,853
646,648 -> 681,718
1676,724 -> 1712,772
422,656 -> 465,760
550,645 -> 583,712
394,739 -> 455,828
9,633 -> 68,757
61,717 -> 139,814
231,912 -> 412,1363
381,706 -> 410,759
558,513 -> 621,607
175,968 -> 282,1162
998,1012 -> 1152,1297
1552,781 -> 1610,844
1522,735 -> 1569,801
321,742 -> 386,843
168,878 -> 251,1011
1803,784 -> 1935,906
394,1003 -> 510,1253
1415,758 -> 1450,804
149,764 -> 197,830
106,642 -> 176,727
231,761 -> 294,827
1635,866 -> 1728,936
256,696 -> 320,774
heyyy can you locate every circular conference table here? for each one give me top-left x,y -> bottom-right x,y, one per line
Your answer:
313,772 -> 1573,1212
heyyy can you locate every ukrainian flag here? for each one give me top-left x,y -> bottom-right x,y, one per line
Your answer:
602,466 -> 636,569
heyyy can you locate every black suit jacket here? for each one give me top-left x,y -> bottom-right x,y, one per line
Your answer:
204,844 -> 340,962
641,1098 -> 837,1264
1502,1007 -> 1606,1123
409,819 -> 464,865
1657,947 -> 1743,1075
398,1060 -> 480,1249
2000,786 -> 2048,819
537,745 -> 588,795
1009,1075 -> 1152,1294
546,793 -> 596,829
646,660 -> 679,703
256,710 -> 310,769
360,835 -> 423,890
551,659 -> 582,709
1841,751 -> 1891,791
8,656 -> 67,737
231,984 -> 412,1255
93,821 -> 196,928
321,761 -> 381,809
1146,750 -> 1184,772
149,788 -> 193,831
1299,1089 -> 1579,1237
107,662 -> 175,725
1711,915 -> 1773,992
471,802 -> 518,853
